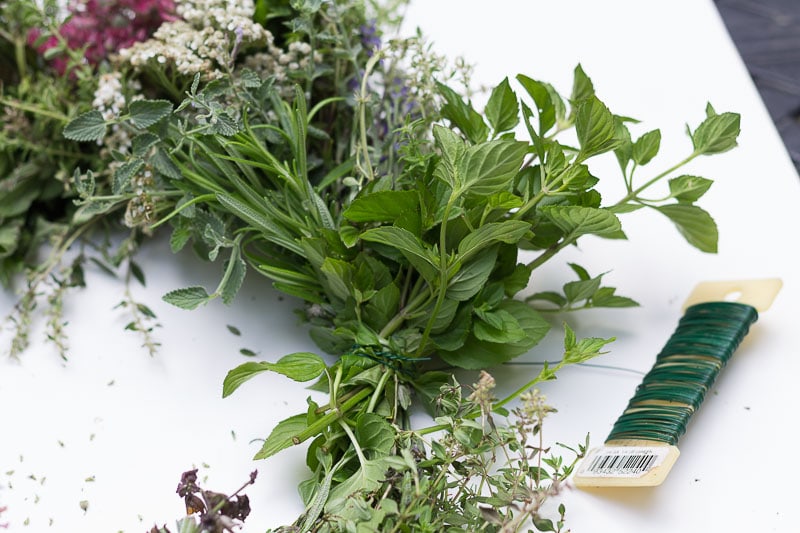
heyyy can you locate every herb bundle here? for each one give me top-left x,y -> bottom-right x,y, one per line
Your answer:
1,0 -> 740,530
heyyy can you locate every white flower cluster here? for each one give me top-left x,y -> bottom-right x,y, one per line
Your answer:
92,72 -> 139,155
118,0 -> 272,79
243,41 -> 320,96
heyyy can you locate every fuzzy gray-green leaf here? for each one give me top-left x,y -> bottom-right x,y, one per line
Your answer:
63,110 -> 106,142
129,99 -> 173,129
162,286 -> 210,310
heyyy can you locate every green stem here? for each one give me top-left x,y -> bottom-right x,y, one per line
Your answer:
616,153 -> 698,206
367,369 -> 392,413
339,419 -> 369,467
0,97 -> 68,122
292,387 -> 373,444
416,196 -> 456,357
356,51 -> 383,184
378,288 -> 431,339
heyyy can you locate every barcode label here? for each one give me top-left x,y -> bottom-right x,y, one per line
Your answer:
577,446 -> 669,478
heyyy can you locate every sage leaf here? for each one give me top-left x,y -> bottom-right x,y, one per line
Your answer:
162,286 -> 210,310
220,255 -> 246,305
131,133 -> 160,158
253,414 -> 308,460
656,204 -> 718,253
128,99 -> 173,129
112,158 -> 144,194
485,77 -> 519,133
63,110 -> 106,142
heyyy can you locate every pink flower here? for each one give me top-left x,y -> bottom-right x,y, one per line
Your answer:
30,0 -> 177,74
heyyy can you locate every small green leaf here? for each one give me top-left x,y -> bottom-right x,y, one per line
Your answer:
128,99 -> 173,129
447,248 -> 497,302
485,77 -> 519,133
457,220 -> 530,263
563,276 -> 602,303
63,110 -> 106,142
632,129 -> 661,166
437,82 -> 489,144
223,352 -> 327,398
360,226 -> 439,285
325,456 -> 407,512
570,64 -> 595,105
162,286 -> 210,310
656,204 -> 718,253
439,300 -> 550,369
517,74 -> 555,134
253,414 -> 308,459
343,190 -> 418,223
131,133 -> 160,158
691,111 -> 740,155
355,413 -> 395,458
112,158 -> 144,194
668,175 -> 713,203
151,148 -> 182,179
575,96 -> 620,159
220,255 -> 246,305
562,324 -> 615,364
541,206 -> 622,239
457,139 -> 528,197
473,308 -> 526,343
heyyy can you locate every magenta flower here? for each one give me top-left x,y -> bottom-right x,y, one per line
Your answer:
30,0 -> 177,74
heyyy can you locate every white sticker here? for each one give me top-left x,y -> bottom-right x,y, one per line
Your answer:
576,446 -> 670,478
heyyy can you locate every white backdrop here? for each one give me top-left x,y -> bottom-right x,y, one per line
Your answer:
2,1 -> 799,531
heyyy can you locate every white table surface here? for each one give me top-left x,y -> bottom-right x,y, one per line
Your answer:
2,1 -> 800,531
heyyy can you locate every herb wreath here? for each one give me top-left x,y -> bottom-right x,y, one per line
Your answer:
1,0 -> 739,531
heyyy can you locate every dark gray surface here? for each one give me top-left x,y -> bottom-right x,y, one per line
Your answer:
715,0 -> 800,171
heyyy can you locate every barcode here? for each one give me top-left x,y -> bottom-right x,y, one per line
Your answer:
586,453 -> 657,475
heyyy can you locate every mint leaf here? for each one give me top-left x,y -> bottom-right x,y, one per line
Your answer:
656,204 -> 718,253
355,413 -> 395,458
668,175 -> 713,203
517,74 -> 555,134
575,96 -> 620,159
485,77 -> 519,133
343,190 -> 418,223
541,206 -> 622,239
253,414 -> 308,459
439,300 -> 550,369
457,220 -> 531,263
63,110 -> 106,142
437,82 -> 489,144
129,99 -> 173,129
223,352 -> 327,399
691,111 -> 740,155
457,140 -> 528,197
162,286 -> 211,309
632,129 -> 661,166
447,248 -> 497,302
360,226 -> 439,285
570,64 -> 595,105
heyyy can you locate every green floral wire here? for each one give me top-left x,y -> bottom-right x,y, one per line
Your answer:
606,301 -> 759,445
